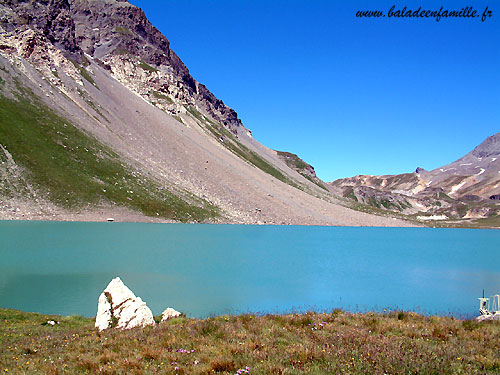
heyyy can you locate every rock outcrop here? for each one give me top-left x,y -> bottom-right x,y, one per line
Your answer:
275,151 -> 326,189
161,307 -> 181,322
0,0 -> 82,61
0,0 -> 244,134
95,277 -> 155,331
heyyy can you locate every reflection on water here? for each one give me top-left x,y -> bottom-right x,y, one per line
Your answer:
0,221 -> 499,318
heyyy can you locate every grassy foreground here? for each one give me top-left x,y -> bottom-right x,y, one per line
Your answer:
1,309 -> 499,374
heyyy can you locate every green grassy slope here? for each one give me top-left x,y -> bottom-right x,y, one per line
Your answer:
0,87 -> 218,222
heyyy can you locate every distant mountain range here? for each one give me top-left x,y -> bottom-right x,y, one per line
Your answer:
329,133 -> 500,224
0,0 -> 497,228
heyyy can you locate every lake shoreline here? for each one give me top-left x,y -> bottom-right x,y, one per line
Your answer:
0,199 -> 417,227
0,213 -> 415,227
0,217 -> 418,228
4,212 -> 500,229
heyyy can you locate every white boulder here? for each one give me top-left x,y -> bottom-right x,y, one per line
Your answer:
95,277 -> 155,331
161,307 -> 181,322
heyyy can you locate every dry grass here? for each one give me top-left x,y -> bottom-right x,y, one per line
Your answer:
1,308 -> 499,374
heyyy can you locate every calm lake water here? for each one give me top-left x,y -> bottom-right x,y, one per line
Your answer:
1,221 -> 499,318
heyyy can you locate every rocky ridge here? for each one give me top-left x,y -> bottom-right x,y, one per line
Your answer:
69,0 -> 245,133
1,0 -> 244,134
275,151 -> 327,190
330,133 -> 500,223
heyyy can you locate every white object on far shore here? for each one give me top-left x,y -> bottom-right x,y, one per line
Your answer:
416,215 -> 447,221
161,307 -> 181,322
477,294 -> 500,321
107,218 -> 114,222
95,277 -> 155,331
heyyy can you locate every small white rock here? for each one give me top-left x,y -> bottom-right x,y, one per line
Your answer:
161,307 -> 181,322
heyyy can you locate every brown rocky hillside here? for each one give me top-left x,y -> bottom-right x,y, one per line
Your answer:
0,0 -> 412,227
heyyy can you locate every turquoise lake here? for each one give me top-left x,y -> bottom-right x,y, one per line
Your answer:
1,221 -> 499,318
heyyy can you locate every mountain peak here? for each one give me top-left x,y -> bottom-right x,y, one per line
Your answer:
470,132 -> 500,158
415,167 -> 427,174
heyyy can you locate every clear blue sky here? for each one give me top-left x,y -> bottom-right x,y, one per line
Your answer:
129,0 -> 499,181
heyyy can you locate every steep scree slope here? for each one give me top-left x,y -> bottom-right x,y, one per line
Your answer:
0,0 -> 411,226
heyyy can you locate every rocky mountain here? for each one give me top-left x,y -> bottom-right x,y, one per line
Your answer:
329,133 -> 500,223
275,151 -> 327,191
1,0 -> 243,132
0,0 -> 410,227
